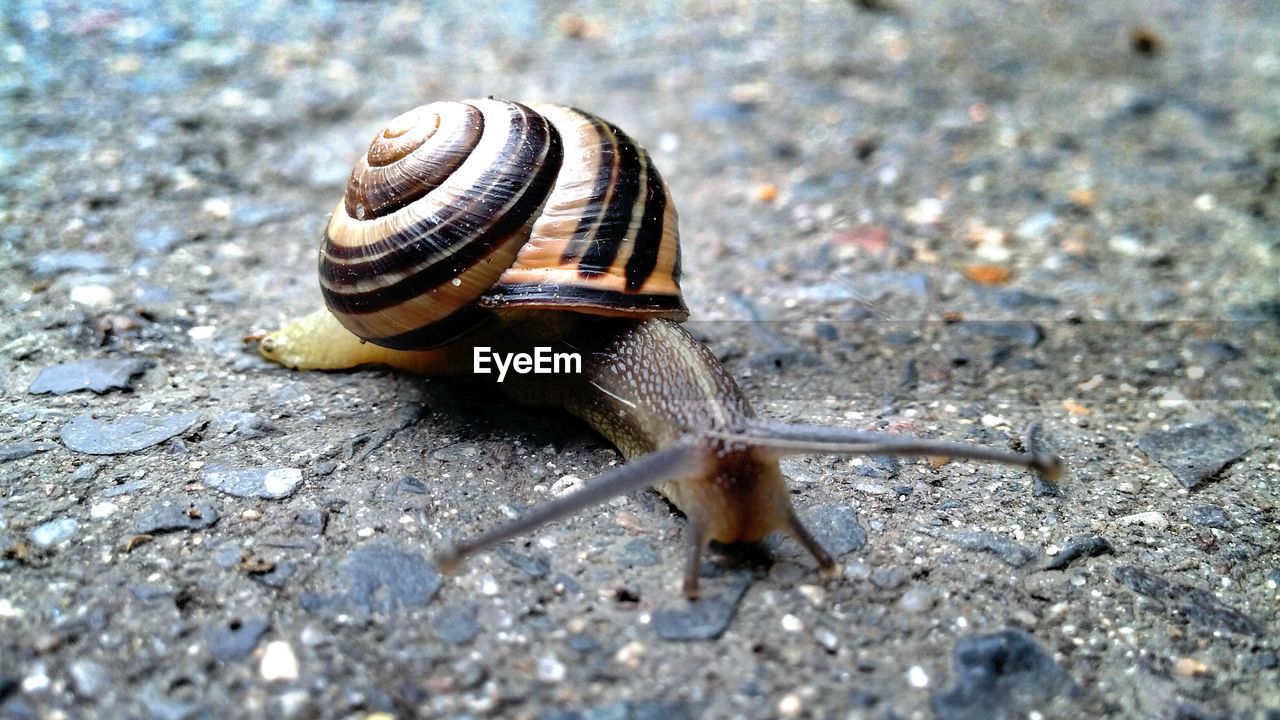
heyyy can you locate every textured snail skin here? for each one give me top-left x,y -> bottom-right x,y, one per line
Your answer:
260,309 -> 839,594
257,99 -> 1062,598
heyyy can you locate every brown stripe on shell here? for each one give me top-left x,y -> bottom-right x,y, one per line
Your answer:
484,103 -> 685,319
343,103 -> 484,220
623,144 -> 670,292
320,100 -> 563,345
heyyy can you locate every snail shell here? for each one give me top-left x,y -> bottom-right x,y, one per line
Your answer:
319,99 -> 687,350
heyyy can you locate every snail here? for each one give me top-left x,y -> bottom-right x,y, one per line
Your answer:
255,99 -> 1062,599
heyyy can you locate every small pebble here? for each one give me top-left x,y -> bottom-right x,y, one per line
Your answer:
207,617 -> 269,662
134,497 -> 220,534
536,655 -> 566,683
308,541 -> 442,615
68,660 -> 111,698
259,641 -> 299,682
0,442 -> 55,462
69,285 -> 115,308
1043,535 -> 1113,571
1117,511 -> 1168,531
615,641 -> 646,669
202,466 -> 302,499
898,587 -> 935,614
778,692 -> 803,718
813,626 -> 840,652
907,197 -> 944,224
28,518 -> 78,548
61,411 -> 201,455
907,665 -> 930,688
797,584 -> 825,606
934,630 -> 1078,718
1186,505 -> 1230,529
1137,416 -> 1251,489
432,604 -> 479,645
801,504 -> 867,557
27,250 -> 110,276
28,358 -> 151,395
1174,657 -> 1209,678
652,575 -> 753,641
781,614 -> 803,632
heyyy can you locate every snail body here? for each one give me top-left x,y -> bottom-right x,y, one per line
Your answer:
258,99 -> 1061,598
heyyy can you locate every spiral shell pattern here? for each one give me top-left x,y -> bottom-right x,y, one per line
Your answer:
319,99 -> 687,350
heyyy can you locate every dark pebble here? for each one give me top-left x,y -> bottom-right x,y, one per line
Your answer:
69,463 -> 100,482
1137,416 -> 1251,488
850,690 -> 879,708
250,561 -> 296,589
1184,340 -> 1244,367
301,540 -> 442,615
1257,651 -> 1278,670
939,530 -> 1037,567
882,330 -> 921,346
898,357 -> 919,389
652,574 -> 753,641
619,538 -> 660,567
313,460 -> 338,477
61,411 -> 201,455
201,465 -> 302,499
979,288 -> 1062,310
134,497 -> 220,534
101,479 -> 150,497
957,321 -> 1045,347
870,568 -> 908,590
390,476 -> 428,495
932,629 -> 1079,720
893,484 -> 913,496
854,456 -> 901,480
27,250 -> 111,277
497,545 -> 551,578
553,572 -> 583,595
546,700 -> 693,720
1186,505 -> 1230,529
801,504 -> 867,557
140,689 -> 203,720
432,603 -> 480,645
1043,535 -> 1113,571
0,442 -> 56,463
1112,565 -> 1264,636
294,508 -> 328,535
208,411 -> 278,442
29,358 -> 151,395
206,617 -> 269,661
565,632 -> 598,653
